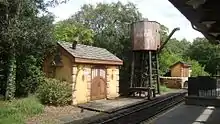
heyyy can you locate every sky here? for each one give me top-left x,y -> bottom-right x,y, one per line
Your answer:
48,0 -> 204,42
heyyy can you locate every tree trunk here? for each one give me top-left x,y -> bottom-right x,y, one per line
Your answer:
5,50 -> 16,100
4,0 -> 19,100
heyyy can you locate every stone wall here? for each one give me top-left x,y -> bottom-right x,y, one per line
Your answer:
72,64 -> 91,105
160,77 -> 188,89
106,66 -> 119,99
72,64 -> 120,105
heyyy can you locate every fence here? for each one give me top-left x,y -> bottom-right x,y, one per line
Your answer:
188,76 -> 220,97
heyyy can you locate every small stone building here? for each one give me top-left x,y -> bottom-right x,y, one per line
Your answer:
160,61 -> 192,89
43,41 -> 123,105
170,61 -> 191,77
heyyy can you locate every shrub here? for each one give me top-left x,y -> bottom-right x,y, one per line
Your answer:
16,57 -> 45,97
37,78 -> 72,106
187,59 -> 209,76
160,85 -> 171,93
18,67 -> 45,97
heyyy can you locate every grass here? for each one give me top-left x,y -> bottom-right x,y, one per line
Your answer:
160,85 -> 172,93
0,95 -> 44,124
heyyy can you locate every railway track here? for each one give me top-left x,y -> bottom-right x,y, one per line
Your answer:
69,91 -> 187,124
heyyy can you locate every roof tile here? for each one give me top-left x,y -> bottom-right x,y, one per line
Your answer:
58,41 -> 122,62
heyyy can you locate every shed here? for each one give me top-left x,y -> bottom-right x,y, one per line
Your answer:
169,61 -> 191,77
43,41 -> 123,105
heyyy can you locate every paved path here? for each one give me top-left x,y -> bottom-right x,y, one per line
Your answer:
145,104 -> 220,124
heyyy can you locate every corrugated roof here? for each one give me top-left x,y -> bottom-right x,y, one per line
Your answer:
58,41 -> 122,62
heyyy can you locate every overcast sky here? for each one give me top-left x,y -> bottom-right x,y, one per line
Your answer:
48,0 -> 204,42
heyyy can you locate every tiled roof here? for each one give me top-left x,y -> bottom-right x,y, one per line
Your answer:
169,61 -> 191,68
58,41 -> 122,62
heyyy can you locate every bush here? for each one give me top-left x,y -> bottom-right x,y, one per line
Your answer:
16,56 -> 45,97
37,78 -> 72,106
18,67 -> 45,97
0,96 -> 43,124
185,58 -> 210,76
160,85 -> 171,93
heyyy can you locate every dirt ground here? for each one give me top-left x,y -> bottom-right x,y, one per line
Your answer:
26,105 -> 98,124
26,89 -> 182,124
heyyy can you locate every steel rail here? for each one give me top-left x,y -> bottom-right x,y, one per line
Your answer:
69,91 -> 187,124
99,92 -> 186,124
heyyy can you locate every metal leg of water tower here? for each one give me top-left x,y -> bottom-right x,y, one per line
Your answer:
130,52 -> 135,88
156,53 -> 160,94
148,51 -> 152,99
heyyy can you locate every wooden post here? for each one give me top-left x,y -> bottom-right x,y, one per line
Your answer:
141,52 -> 146,87
148,51 -> 153,99
156,53 -> 160,94
149,51 -> 152,87
130,52 -> 135,88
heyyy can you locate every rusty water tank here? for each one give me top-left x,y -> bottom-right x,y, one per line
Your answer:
131,19 -> 161,51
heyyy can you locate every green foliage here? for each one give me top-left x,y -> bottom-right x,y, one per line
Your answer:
37,78 -> 72,106
159,85 -> 171,93
158,25 -> 209,77
0,96 -> 43,124
0,0 -> 216,100
68,2 -> 142,93
17,63 -> 45,97
54,20 -> 94,45
71,2 -> 142,55
159,41 -> 209,77
185,58 -> 209,77
165,38 -> 191,56
187,38 -> 220,75
0,0 -> 57,99
159,24 -> 192,75
187,38 -> 214,65
159,50 -> 183,75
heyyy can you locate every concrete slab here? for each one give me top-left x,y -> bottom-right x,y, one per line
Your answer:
77,90 -> 185,114
146,104 -> 220,124
77,97 -> 145,113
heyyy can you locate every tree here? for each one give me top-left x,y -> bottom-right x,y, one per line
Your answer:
185,58 -> 209,77
164,38 -> 190,56
158,25 -> 191,74
54,20 -> 94,45
187,37 -> 220,75
66,2 -> 142,94
71,2 -> 142,56
159,50 -> 183,75
159,25 -> 191,57
158,25 -> 208,76
0,0 -> 67,99
52,2 -> 210,93
0,0 -> 21,100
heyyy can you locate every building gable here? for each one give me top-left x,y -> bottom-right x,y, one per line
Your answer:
170,61 -> 191,69
57,41 -> 123,65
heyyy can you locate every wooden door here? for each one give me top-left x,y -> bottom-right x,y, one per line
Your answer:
91,67 -> 106,100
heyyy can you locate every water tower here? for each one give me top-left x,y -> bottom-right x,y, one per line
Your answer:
129,19 -> 180,99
